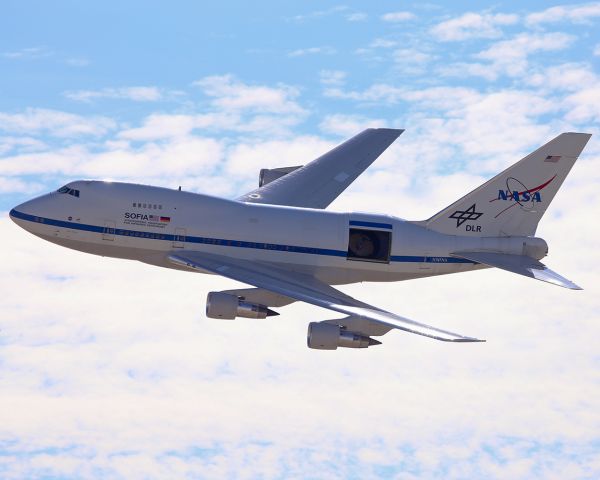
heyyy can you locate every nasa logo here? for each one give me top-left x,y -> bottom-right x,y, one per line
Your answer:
497,190 -> 542,202
490,175 -> 556,218
493,175 -> 556,205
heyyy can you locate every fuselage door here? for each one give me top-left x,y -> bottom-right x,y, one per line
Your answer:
173,228 -> 186,248
102,221 -> 116,241
347,226 -> 392,263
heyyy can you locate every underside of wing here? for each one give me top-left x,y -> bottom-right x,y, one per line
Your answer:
168,251 -> 485,344
220,287 -> 296,308
452,251 -> 582,290
237,128 -> 404,209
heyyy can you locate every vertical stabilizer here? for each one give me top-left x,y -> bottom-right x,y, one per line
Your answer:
422,133 -> 591,237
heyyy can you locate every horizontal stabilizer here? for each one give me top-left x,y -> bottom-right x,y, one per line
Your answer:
451,251 -> 582,290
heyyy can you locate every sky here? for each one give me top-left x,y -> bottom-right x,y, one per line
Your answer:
1,1 -> 600,478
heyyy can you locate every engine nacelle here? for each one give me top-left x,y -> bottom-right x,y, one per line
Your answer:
307,322 -> 381,350
206,292 -> 275,319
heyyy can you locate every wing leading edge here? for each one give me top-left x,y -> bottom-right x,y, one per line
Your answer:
237,128 -> 404,209
168,251 -> 485,343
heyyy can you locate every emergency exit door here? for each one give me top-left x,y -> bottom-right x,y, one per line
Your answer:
102,221 -> 115,241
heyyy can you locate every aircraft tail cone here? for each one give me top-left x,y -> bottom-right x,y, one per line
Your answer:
266,309 -> 279,317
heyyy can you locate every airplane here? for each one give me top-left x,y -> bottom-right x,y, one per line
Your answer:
9,129 -> 591,350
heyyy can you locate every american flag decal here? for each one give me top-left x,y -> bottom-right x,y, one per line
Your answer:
149,215 -> 160,221
544,155 -> 561,163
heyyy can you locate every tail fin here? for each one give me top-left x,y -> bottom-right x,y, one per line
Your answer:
422,132 -> 591,236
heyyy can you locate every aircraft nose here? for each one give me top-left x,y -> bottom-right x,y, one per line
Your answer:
9,195 -> 51,230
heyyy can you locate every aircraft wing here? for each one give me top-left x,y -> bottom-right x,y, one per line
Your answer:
168,251 -> 484,342
237,128 -> 404,209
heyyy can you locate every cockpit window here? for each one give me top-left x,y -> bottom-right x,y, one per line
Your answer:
57,185 -> 80,197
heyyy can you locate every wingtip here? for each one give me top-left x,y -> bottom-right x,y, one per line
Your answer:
372,127 -> 405,137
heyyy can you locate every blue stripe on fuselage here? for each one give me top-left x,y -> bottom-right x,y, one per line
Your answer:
349,220 -> 393,229
9,209 -> 475,264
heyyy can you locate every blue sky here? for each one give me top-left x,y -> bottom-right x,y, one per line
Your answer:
1,1 -> 600,479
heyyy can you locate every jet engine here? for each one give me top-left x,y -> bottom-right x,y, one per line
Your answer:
307,321 -> 381,350
206,292 -> 278,319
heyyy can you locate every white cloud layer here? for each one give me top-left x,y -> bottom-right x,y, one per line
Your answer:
440,32 -> 575,81
64,87 -> 164,102
381,11 -> 415,22
0,108 -> 116,137
2,46 -> 52,59
431,12 -> 518,41
193,75 -> 305,115
1,136 -> 599,477
526,2 -> 600,25
287,46 -> 337,57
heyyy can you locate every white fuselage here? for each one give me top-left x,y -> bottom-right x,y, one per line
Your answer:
10,181 -> 547,285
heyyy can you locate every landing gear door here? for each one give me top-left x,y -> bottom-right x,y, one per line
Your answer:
173,228 -> 186,248
347,225 -> 392,263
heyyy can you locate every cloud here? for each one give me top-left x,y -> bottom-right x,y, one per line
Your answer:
0,108 -> 116,137
392,48 -> 434,74
2,101 -> 600,479
225,136 -> 333,177
118,114 -> 201,140
594,44 -> 600,55
287,46 -> 337,57
1,130 -> 599,477
2,46 -> 52,60
562,86 -> 600,123
319,70 -> 346,86
346,12 -> 367,22
381,11 -> 416,22
64,87 -> 164,102
369,38 -> 397,48
475,32 -> 575,78
440,32 -> 576,81
288,5 -> 348,22
64,57 -> 90,67
526,63 -> 598,91
323,83 -> 406,103
319,114 -> 387,137
526,2 -> 600,25
0,136 -> 47,155
193,74 -> 306,117
430,12 -> 519,41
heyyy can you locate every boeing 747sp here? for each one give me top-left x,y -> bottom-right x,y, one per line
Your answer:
10,129 -> 590,349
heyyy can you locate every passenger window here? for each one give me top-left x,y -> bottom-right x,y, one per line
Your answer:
347,228 -> 391,263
